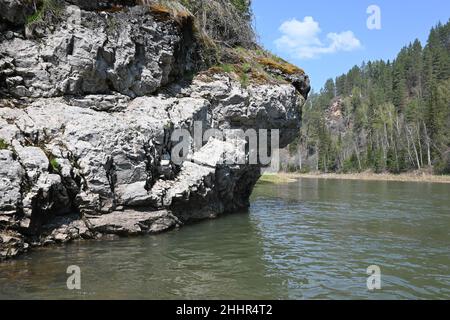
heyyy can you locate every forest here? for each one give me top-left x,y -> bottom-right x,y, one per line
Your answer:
291,20 -> 450,174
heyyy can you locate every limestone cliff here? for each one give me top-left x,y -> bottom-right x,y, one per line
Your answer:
0,0 -> 309,259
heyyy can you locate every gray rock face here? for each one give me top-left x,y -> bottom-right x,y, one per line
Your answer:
87,209 -> 180,235
0,1 -> 309,260
0,5 -> 193,98
0,150 -> 24,213
0,0 -> 33,26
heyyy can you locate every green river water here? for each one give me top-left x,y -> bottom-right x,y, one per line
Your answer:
0,178 -> 449,299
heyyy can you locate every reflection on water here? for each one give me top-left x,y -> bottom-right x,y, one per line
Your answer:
0,178 -> 449,299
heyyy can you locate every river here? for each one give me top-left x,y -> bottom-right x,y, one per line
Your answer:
0,178 -> 449,299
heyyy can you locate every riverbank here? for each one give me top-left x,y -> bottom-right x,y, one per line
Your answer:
263,172 -> 450,184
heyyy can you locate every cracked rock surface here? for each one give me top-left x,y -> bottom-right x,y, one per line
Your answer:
0,1 -> 309,260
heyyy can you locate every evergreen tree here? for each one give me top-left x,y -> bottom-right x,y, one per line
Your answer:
294,20 -> 450,175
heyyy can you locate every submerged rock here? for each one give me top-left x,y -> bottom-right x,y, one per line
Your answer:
0,0 -> 309,260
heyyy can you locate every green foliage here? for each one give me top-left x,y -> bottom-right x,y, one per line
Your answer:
284,163 -> 298,173
204,46 -> 303,87
294,20 -> 450,175
178,0 -> 255,48
298,165 -> 311,174
50,157 -> 60,172
288,137 -> 299,156
373,148 -> 385,174
0,139 -> 9,150
386,147 -> 400,174
179,0 -> 251,15
342,153 -> 360,173
257,56 -> 304,75
323,78 -> 336,101
230,0 -> 250,14
27,10 -> 42,25
241,62 -> 252,73
239,72 -> 249,87
26,0 -> 63,27
220,64 -> 234,73
434,153 -> 450,174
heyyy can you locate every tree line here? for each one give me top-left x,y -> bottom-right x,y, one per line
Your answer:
292,20 -> 450,174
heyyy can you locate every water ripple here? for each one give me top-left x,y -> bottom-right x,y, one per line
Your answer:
0,178 -> 449,299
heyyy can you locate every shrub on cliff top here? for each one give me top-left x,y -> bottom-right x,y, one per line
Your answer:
257,57 -> 305,75
190,0 -> 254,47
144,0 -> 256,68
149,0 -> 255,48
201,46 -> 304,88
147,1 -> 194,26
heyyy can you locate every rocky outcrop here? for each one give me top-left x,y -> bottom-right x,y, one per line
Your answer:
0,0 -> 34,26
0,1 -> 309,260
86,210 -> 180,235
1,4 -> 196,98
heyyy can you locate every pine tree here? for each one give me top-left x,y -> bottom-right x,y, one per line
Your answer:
295,21 -> 450,175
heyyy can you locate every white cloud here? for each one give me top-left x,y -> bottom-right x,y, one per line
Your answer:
275,17 -> 362,59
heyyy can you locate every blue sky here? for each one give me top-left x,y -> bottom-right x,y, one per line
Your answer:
252,0 -> 450,91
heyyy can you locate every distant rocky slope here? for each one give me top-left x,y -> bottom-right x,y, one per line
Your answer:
0,0 -> 309,259
280,21 -> 450,175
